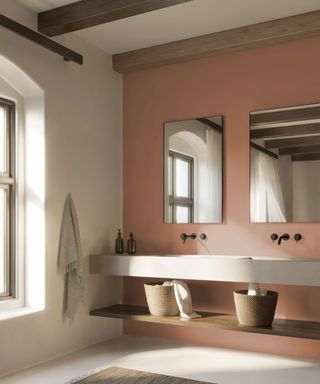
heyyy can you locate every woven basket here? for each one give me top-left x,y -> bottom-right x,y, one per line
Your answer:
144,282 -> 179,316
234,290 -> 278,327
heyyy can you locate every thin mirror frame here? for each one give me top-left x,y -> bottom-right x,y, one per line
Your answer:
249,102 -> 320,223
163,115 -> 224,224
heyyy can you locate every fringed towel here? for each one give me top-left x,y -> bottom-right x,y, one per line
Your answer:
58,193 -> 84,321
163,280 -> 201,319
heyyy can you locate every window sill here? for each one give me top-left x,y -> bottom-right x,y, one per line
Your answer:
0,306 -> 44,321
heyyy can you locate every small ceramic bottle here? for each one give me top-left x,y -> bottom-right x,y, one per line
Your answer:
115,229 -> 124,254
127,232 -> 136,254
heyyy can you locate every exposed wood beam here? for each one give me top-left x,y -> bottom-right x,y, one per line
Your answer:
0,13 -> 83,65
266,136 -> 320,149
279,145 -> 320,155
113,10 -> 320,73
196,117 -> 223,133
292,153 -> 320,162
250,142 -> 278,159
251,105 -> 320,126
38,0 -> 193,37
250,123 -> 320,140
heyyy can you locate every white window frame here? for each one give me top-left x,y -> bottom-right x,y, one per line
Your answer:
0,98 -> 16,302
0,55 -> 45,319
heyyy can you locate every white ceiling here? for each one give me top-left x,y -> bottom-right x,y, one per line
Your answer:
17,0 -> 320,54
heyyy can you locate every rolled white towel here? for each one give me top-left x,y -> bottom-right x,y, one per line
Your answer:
163,280 -> 201,319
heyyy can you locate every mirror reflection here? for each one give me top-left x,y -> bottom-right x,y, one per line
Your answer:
250,103 -> 320,222
164,116 -> 223,224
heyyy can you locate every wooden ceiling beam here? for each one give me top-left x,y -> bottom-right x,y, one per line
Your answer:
113,10 -> 320,73
38,0 -> 193,37
266,135 -> 320,149
251,105 -> 320,125
250,123 -> 320,140
196,117 -> 223,133
0,13 -> 83,64
279,145 -> 320,155
250,142 -> 278,159
292,153 -> 320,162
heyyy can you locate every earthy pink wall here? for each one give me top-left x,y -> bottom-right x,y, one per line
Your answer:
123,36 -> 320,360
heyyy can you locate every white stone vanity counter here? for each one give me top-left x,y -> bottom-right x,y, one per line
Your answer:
89,254 -> 320,287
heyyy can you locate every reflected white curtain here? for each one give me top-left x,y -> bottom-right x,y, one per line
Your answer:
250,147 -> 286,222
199,128 -> 222,222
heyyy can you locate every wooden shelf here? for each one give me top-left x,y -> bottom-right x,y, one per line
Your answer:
90,304 -> 320,340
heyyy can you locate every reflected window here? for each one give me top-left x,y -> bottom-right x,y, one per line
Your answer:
250,103 -> 320,222
168,151 -> 193,223
164,116 -> 223,224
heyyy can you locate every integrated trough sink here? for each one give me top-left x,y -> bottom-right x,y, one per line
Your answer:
90,253 -> 320,287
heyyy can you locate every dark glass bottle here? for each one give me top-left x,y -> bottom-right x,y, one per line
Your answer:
115,229 -> 124,254
127,232 -> 136,254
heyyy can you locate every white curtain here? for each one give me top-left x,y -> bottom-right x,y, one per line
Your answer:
250,147 -> 286,222
198,128 -> 222,222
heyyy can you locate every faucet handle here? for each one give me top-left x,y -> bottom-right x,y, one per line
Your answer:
180,233 -> 187,244
199,233 -> 207,241
270,233 -> 278,242
294,233 -> 302,242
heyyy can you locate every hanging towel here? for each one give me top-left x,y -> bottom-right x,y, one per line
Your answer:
163,280 -> 201,319
58,193 -> 84,321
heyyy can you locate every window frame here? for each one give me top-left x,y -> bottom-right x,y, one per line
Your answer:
168,150 -> 194,223
0,97 -> 16,301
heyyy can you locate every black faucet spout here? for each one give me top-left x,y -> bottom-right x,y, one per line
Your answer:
180,233 -> 197,244
278,233 -> 290,245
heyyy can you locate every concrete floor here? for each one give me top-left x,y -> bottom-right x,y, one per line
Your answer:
1,335 -> 320,384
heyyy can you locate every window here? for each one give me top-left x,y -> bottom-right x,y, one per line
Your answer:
168,151 -> 194,223
0,98 -> 15,300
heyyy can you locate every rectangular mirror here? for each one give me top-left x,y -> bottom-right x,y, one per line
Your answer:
250,103 -> 320,222
164,116 -> 223,224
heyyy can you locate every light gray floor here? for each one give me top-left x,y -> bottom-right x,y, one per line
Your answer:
1,335 -> 320,384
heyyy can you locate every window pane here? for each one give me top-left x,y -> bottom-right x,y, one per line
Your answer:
175,158 -> 190,197
176,206 -> 190,223
168,155 -> 172,195
0,188 -> 7,295
168,204 -> 173,223
0,107 -> 6,173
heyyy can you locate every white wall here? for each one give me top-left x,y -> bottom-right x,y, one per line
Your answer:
0,0 -> 122,377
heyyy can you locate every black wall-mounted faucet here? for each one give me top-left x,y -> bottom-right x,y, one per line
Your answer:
278,233 -> 290,245
180,233 -> 197,244
271,233 -> 302,244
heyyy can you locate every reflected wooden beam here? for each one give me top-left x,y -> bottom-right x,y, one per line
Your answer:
266,136 -> 320,149
251,105 -> 320,126
196,117 -> 222,133
250,142 -> 278,159
279,145 -> 320,155
38,0 -> 193,36
250,123 -> 320,140
292,153 -> 320,161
